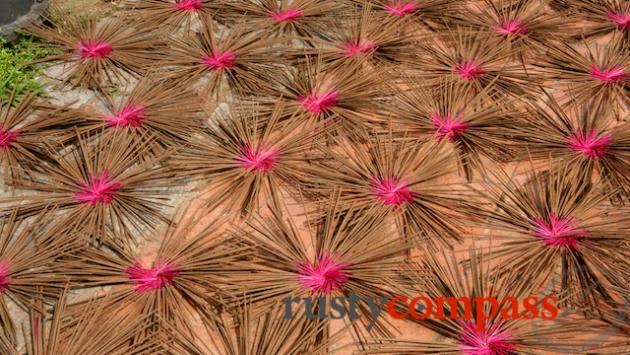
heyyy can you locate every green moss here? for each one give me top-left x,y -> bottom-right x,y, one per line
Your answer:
0,34 -> 58,102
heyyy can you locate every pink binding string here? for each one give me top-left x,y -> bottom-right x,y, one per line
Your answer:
492,19 -> 528,36
459,321 -> 516,355
270,7 -> 304,22
590,65 -> 626,84
0,129 -> 20,148
342,39 -> 377,57
74,171 -> 122,206
126,261 -> 181,292
431,112 -> 470,142
298,253 -> 351,294
172,0 -> 203,11
456,61 -> 485,80
567,129 -> 612,159
532,213 -> 588,249
200,50 -> 237,71
0,261 -> 9,294
236,144 -> 280,173
370,176 -> 415,206
103,104 -> 146,128
77,40 -> 113,59
383,2 -> 418,17
299,90 -> 339,115
607,11 -> 630,30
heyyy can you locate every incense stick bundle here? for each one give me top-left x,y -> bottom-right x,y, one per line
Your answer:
293,4 -> 419,69
391,79 -> 522,180
78,77 -> 204,149
563,0 -> 630,43
0,132 -> 177,251
161,14 -> 285,98
60,206 -> 254,336
27,9 -> 164,91
230,199 -> 417,342
0,211 -> 83,347
470,163 -> 630,312
514,92 -> 629,204
123,0 -> 225,33
221,0 -> 347,42
355,0 -> 464,30
304,130 -> 480,249
260,55 -> 391,131
534,36 -> 629,116
401,28 -> 538,97
361,248 -> 598,354
450,0 -> 574,57
171,103 -> 329,217
0,92 -> 91,185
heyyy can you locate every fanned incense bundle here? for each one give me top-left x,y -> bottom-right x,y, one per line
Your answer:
0,211 -> 82,348
402,28 -> 538,97
295,4 -> 418,68
535,35 -> 629,115
171,103 -> 330,217
565,0 -> 630,42
79,77 -> 204,148
221,0 -> 347,41
0,92 -> 89,184
231,199 -> 417,342
515,93 -> 630,204
361,0 -> 464,29
123,0 -> 224,32
361,248 -> 593,354
0,132 -> 177,251
305,131 -> 477,249
451,0 -> 574,55
392,80 -> 521,180
28,10 -> 164,90
262,55 -> 391,131
472,163 -> 630,312
60,205 -> 253,336
162,14 -> 284,97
